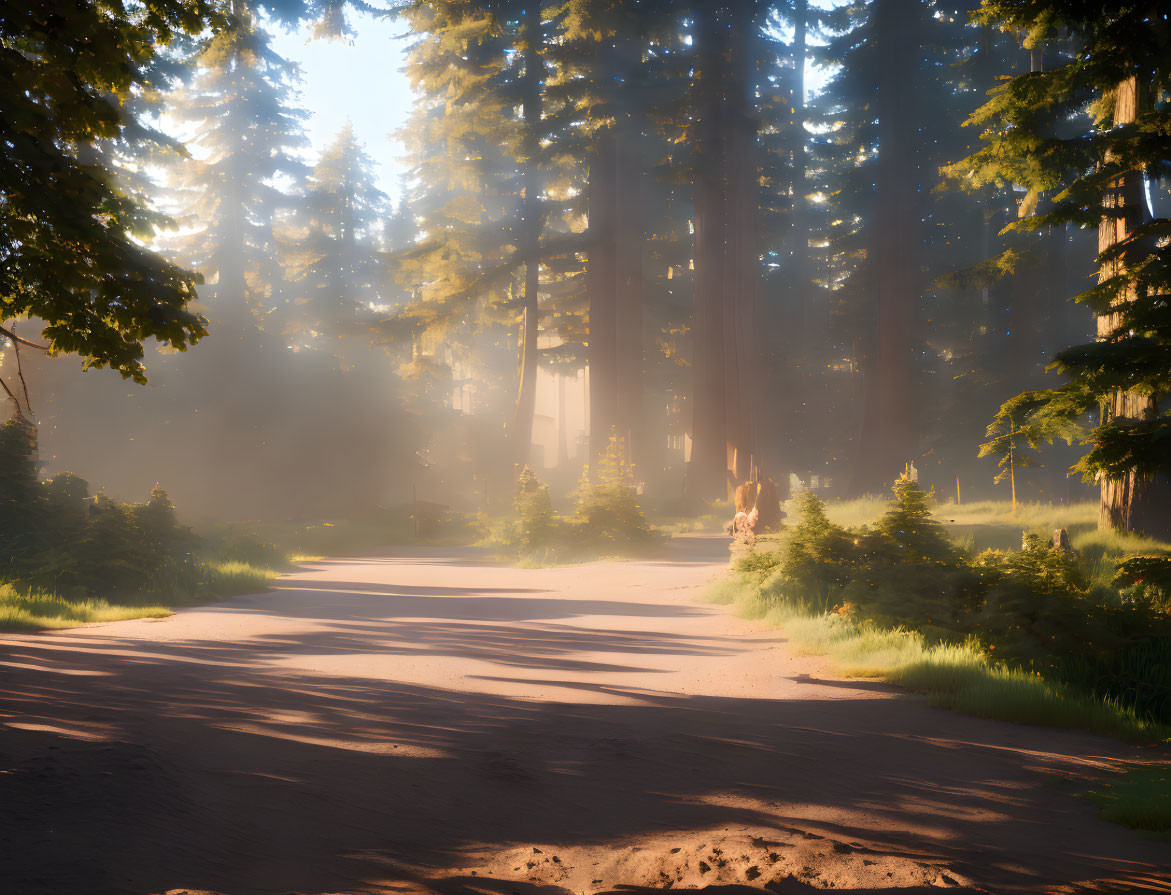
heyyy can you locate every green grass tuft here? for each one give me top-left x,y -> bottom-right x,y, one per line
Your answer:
0,582 -> 172,632
702,577 -> 1170,745
1084,767 -> 1171,837
0,559 -> 279,634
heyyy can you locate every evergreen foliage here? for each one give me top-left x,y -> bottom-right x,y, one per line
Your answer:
573,435 -> 656,553
165,0 -> 309,332
0,418 -> 273,602
744,477 -> 1166,707
730,479 -> 1171,723
776,491 -> 857,608
1114,553 -> 1171,614
284,123 -> 389,356
511,465 -> 558,555
946,0 -> 1171,534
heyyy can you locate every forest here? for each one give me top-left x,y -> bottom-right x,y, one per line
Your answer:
1,2 -> 1171,890
2,0 -> 1165,530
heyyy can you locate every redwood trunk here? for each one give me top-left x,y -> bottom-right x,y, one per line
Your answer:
614,117 -> 644,465
588,131 -> 619,463
722,31 -> 760,486
687,10 -> 730,499
856,0 -> 920,492
1096,77 -> 1171,535
508,0 -> 544,467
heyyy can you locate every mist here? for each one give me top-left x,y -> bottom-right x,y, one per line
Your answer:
5,0 -> 1120,529
4,3 -> 1171,892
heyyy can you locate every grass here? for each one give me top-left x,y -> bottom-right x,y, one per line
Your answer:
1084,766 -> 1171,838
0,583 -> 172,632
212,509 -> 485,559
703,576 -> 1170,745
0,559 -> 279,634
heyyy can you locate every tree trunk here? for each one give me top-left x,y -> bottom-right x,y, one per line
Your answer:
855,0 -> 920,493
588,131 -> 619,464
722,23 -> 760,487
687,9 -> 730,499
790,0 -> 813,342
1096,76 -> 1171,536
614,116 -> 644,466
508,0 -> 544,467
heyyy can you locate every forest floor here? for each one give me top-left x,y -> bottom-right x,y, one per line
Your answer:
0,535 -> 1168,895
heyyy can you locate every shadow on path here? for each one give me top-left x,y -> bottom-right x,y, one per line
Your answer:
0,546 -> 1167,895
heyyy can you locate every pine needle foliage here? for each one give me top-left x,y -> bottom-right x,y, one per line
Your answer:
775,491 -> 857,608
512,465 -> 558,555
0,418 -> 279,605
164,0 -> 309,329
945,0 -> 1171,517
573,434 -> 656,554
726,474 -> 1171,724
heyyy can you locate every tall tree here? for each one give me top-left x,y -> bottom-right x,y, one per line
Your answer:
166,0 -> 309,335
0,0 -> 214,410
683,0 -> 792,498
947,0 -> 1171,536
391,0 -> 578,472
284,123 -> 388,358
553,0 -> 674,468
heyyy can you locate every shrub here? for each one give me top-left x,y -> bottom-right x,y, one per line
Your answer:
763,491 -> 857,610
0,417 -> 43,565
726,474 -> 1171,726
573,435 -> 657,555
1113,552 -> 1171,612
513,465 -> 559,555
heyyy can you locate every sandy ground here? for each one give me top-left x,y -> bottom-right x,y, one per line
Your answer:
0,534 -> 1168,895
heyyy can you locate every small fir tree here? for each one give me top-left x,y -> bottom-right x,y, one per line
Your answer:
573,435 -> 654,553
0,418 -> 43,566
512,466 -> 557,556
136,486 -> 186,556
778,492 -> 857,609
870,473 -> 960,567
978,408 -> 1043,512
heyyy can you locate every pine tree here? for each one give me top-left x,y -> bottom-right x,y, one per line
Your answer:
390,0 -> 582,472
284,123 -> 388,359
0,0 -> 213,394
946,0 -> 1171,536
165,0 -> 309,336
0,417 -> 43,567
573,434 -> 654,551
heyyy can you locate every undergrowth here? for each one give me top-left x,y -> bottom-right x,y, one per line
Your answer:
0,418 -> 285,633
711,478 -> 1171,744
481,436 -> 664,565
1084,767 -> 1171,838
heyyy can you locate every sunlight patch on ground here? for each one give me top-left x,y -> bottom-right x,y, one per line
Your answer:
213,721 -> 449,758
4,720 -> 113,741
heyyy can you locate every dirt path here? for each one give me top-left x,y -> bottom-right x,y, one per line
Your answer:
0,535 -> 1168,895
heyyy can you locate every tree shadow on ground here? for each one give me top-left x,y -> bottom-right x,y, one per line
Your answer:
0,549 -> 1167,895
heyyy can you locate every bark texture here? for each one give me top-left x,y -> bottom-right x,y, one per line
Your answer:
508,0 -> 544,467
1096,78 -> 1171,536
855,0 -> 920,492
687,2 -> 763,499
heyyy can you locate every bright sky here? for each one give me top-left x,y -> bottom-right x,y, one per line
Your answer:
268,8 -> 838,201
269,10 -> 414,199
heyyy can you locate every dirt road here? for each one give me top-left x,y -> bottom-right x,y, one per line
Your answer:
1,535 -> 1168,895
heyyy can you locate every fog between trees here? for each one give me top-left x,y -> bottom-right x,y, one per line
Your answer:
3,0 -> 1168,537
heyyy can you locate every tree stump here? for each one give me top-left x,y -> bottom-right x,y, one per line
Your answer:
1053,527 -> 1075,557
